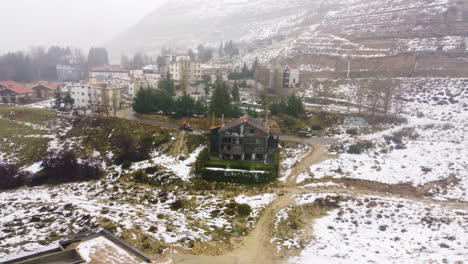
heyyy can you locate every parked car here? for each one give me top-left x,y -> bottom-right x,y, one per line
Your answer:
298,130 -> 312,138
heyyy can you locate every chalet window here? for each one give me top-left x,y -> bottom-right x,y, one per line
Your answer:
248,128 -> 255,134
222,137 -> 231,144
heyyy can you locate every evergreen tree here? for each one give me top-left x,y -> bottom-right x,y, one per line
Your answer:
88,47 -> 109,68
174,95 -> 196,117
158,72 -> 175,96
202,74 -> 212,96
232,81 -> 240,102
188,49 -> 196,61
133,88 -> 155,114
251,57 -> 259,78
286,94 -> 304,117
241,63 -> 249,79
210,79 -> 232,117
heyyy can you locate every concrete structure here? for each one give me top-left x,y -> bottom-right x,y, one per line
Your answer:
283,64 -> 300,88
89,65 -> 130,85
0,81 -> 34,104
210,115 -> 279,164
163,55 -> 202,83
32,81 -> 61,99
57,64 -> 82,82
65,82 -> 121,112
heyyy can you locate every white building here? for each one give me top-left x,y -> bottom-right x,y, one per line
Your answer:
164,55 -> 202,83
65,82 -> 122,112
283,64 -> 300,88
89,65 -> 130,85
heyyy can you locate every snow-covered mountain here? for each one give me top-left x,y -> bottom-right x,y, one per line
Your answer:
110,0 -> 468,76
109,0 -> 323,54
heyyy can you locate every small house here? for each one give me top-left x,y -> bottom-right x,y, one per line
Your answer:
344,116 -> 367,126
283,64 -> 300,89
32,81 -> 61,99
0,81 -> 33,104
210,115 -> 279,164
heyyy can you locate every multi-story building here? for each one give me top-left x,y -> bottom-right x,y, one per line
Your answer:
65,82 -> 121,112
209,115 -> 279,164
163,55 -> 202,83
89,65 -> 130,85
283,64 -> 300,88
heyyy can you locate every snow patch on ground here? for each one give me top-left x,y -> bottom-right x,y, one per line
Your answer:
290,195 -> 468,264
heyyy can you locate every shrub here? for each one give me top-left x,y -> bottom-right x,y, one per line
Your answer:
121,160 -> 132,169
170,199 -> 184,211
347,144 -> 363,154
283,116 -> 298,129
29,150 -> 102,186
133,170 -> 145,182
0,164 -> 31,190
346,128 -> 359,136
237,204 -> 252,217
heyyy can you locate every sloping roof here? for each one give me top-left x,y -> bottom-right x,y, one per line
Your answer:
286,64 -> 298,70
1,228 -> 152,264
35,81 -> 60,90
0,81 -> 33,94
60,228 -> 152,263
220,115 -> 270,133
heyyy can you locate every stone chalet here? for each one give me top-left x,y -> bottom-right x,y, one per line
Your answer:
210,115 -> 279,164
0,81 -> 34,104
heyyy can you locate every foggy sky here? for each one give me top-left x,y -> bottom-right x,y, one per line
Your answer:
0,0 -> 165,53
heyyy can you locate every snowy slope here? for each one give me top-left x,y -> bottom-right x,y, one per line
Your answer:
297,78 -> 468,201
289,194 -> 468,264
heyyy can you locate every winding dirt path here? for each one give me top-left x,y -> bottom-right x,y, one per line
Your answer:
285,144 -> 334,187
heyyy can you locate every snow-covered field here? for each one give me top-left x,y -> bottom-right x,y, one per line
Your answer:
298,78 -> 468,201
289,194 -> 467,264
0,179 -> 277,258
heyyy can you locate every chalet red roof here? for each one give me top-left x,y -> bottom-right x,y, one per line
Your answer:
0,81 -> 33,94
35,81 -> 60,90
287,64 -> 298,70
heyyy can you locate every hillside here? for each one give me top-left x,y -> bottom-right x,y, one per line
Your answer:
110,0 -> 468,77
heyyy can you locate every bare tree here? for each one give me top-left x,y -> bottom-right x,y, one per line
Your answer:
112,89 -> 119,118
179,59 -> 190,95
272,65 -> 284,95
255,65 -> 271,88
368,79 -> 384,117
393,82 -> 406,115
101,88 -> 110,118
29,46 -> 46,80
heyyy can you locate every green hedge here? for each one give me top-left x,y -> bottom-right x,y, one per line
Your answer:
199,169 -> 275,184
195,148 -> 280,184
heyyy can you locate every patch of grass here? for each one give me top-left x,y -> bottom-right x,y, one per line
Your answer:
68,117 -> 172,162
0,119 -> 50,166
0,106 -> 57,125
